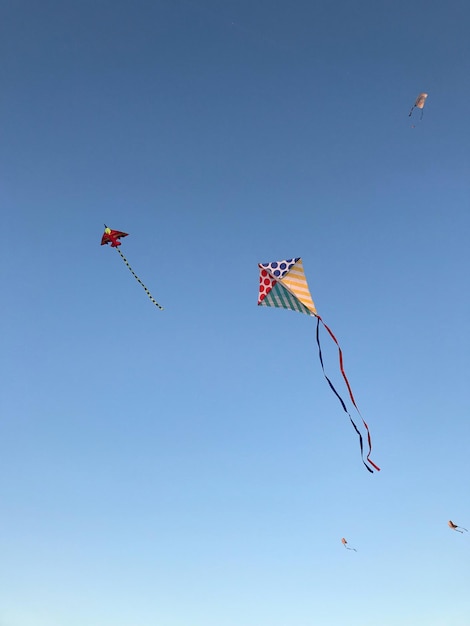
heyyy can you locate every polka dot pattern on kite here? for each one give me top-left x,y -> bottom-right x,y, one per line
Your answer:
258,268 -> 277,303
260,258 -> 299,279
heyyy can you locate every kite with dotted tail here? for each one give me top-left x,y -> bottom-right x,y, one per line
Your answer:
258,258 -> 379,473
101,226 -> 163,310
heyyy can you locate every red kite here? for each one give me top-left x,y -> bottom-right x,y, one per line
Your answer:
101,228 -> 128,248
101,225 -> 163,310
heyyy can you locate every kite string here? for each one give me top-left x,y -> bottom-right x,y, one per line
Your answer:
316,316 -> 380,472
115,247 -> 164,311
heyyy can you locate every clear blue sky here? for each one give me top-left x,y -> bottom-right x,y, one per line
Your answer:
1,1 -> 470,624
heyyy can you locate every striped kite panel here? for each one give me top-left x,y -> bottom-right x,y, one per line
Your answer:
259,282 -> 312,315
279,259 -> 317,314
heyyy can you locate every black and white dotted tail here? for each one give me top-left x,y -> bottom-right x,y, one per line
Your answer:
116,247 -> 163,311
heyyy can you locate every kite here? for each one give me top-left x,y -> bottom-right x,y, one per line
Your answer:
448,520 -> 468,534
257,258 -> 379,473
409,92 -> 428,120
341,537 -> 357,551
101,225 -> 163,310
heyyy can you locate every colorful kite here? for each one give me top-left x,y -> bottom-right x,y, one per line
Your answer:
257,258 -> 379,473
341,537 -> 357,551
448,520 -> 468,534
409,92 -> 428,120
101,226 -> 163,310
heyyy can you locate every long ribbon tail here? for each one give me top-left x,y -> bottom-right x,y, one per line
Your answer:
458,526 -> 468,532
318,316 -> 380,471
409,105 -> 415,117
316,316 -> 380,472
315,318 -> 372,473
116,247 -> 164,310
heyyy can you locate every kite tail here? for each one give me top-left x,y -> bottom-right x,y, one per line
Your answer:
115,247 -> 164,310
408,106 -> 414,117
315,316 -> 380,473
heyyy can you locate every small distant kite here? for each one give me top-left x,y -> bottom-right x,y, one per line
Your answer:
257,258 -> 379,473
448,520 -> 468,534
342,537 -> 357,551
409,92 -> 428,120
101,225 -> 163,310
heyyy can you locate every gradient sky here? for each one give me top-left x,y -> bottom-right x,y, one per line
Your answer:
1,1 -> 470,625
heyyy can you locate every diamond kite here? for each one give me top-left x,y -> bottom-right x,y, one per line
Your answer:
257,258 -> 379,473
101,226 -> 163,310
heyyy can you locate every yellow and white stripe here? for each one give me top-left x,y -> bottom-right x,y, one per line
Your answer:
279,259 -> 317,315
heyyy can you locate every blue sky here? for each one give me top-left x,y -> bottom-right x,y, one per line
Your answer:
1,1 -> 470,624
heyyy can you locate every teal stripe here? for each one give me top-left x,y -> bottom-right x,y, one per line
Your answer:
260,283 -> 310,316
276,284 -> 290,309
284,289 -> 300,312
